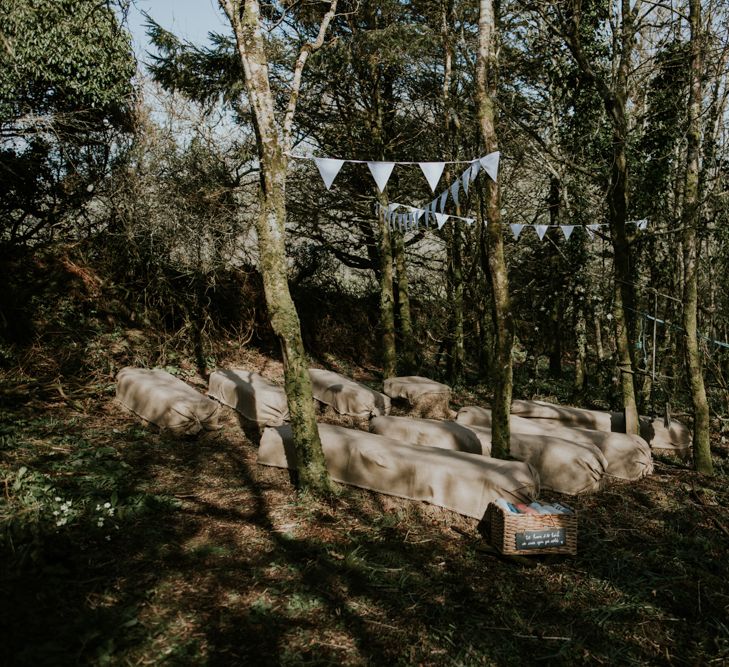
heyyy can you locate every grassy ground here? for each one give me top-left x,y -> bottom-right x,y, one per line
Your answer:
2,360 -> 728,667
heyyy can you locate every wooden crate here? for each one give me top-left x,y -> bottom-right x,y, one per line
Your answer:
488,503 -> 577,556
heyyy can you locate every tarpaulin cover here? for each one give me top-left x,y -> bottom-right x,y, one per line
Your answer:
383,376 -> 451,402
369,416 -> 486,455
457,406 -> 653,481
258,423 -> 539,519
308,368 -> 391,418
116,367 -> 220,435
208,369 -> 289,426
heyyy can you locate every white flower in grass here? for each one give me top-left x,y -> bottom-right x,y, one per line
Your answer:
104,502 -> 111,509
105,535 -> 111,542
55,497 -> 62,502
53,510 -> 59,516
97,518 -> 104,527
96,504 -> 102,511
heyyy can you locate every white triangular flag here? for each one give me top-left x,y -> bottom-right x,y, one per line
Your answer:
315,158 -> 345,190
479,151 -> 500,182
637,219 -> 648,230
439,190 -> 448,212
535,224 -> 549,240
414,208 -> 425,221
561,225 -> 575,240
450,180 -> 460,207
367,161 -> 395,193
510,224 -> 524,239
463,217 -> 474,225
585,224 -> 600,240
435,213 -> 449,229
469,160 -> 481,182
419,162 -> 446,193
387,202 -> 401,213
462,169 -> 470,196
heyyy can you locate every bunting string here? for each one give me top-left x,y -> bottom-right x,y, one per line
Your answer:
291,150 -> 500,194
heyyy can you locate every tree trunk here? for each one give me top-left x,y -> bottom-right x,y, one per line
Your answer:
393,230 -> 415,374
477,0 -> 512,459
574,302 -> 587,392
378,204 -> 397,379
221,0 -> 331,494
683,0 -> 713,474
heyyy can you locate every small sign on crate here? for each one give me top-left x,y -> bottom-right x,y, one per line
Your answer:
488,500 -> 577,556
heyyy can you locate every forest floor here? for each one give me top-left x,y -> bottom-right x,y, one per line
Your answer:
2,345 -> 729,666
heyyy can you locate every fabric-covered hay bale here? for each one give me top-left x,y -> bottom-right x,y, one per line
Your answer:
116,367 -> 220,435
208,369 -> 289,426
258,423 -> 539,520
309,368 -> 390,418
457,407 -> 653,481
384,376 -> 452,419
369,415 -> 486,455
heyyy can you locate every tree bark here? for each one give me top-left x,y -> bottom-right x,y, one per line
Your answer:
378,202 -> 398,379
682,0 -> 713,474
476,0 -> 513,459
220,0 -> 333,493
393,231 -> 416,374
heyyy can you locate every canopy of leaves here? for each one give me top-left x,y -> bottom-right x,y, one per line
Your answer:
0,0 -> 136,248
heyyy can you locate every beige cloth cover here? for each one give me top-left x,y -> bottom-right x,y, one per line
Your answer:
508,400 -> 689,456
309,368 -> 391,418
456,406 -> 653,480
369,416 -> 486,455
207,369 -> 289,426
116,367 -> 220,435
383,376 -> 451,401
258,423 -> 538,519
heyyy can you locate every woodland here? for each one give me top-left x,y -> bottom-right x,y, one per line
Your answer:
1,0 -> 729,664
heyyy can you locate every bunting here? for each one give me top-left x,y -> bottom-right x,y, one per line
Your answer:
290,151 -> 500,194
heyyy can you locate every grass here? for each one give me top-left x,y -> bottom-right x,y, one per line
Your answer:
1,366 -> 729,666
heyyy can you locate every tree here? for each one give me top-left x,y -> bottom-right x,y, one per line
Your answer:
216,0 -> 338,494
682,0 -> 713,475
476,0 -> 513,459
0,0 -> 135,248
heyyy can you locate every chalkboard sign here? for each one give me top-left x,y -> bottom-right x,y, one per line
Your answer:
515,528 -> 566,550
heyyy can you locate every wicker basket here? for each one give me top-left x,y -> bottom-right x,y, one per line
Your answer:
488,503 -> 577,556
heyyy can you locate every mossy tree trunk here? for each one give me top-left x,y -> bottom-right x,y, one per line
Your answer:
476,0 -> 513,459
378,201 -> 398,379
682,0 -> 713,475
562,0 -> 641,433
393,232 -> 416,374
220,0 -> 337,494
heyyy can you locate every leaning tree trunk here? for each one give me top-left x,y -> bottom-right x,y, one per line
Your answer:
476,0 -> 513,459
221,0 -> 332,493
683,0 -> 713,474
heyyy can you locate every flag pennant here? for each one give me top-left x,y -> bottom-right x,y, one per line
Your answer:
435,212 -> 449,229
561,225 -> 575,240
439,190 -> 449,212
414,208 -> 425,221
419,162 -> 446,193
367,161 -> 396,193
461,169 -> 470,196
479,151 -> 500,182
637,219 -> 648,230
463,217 -> 474,226
315,158 -> 345,190
510,224 -> 524,240
450,180 -> 460,207
535,224 -> 549,240
469,160 -> 481,182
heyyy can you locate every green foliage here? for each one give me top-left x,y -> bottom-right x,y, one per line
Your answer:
0,0 -> 136,248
